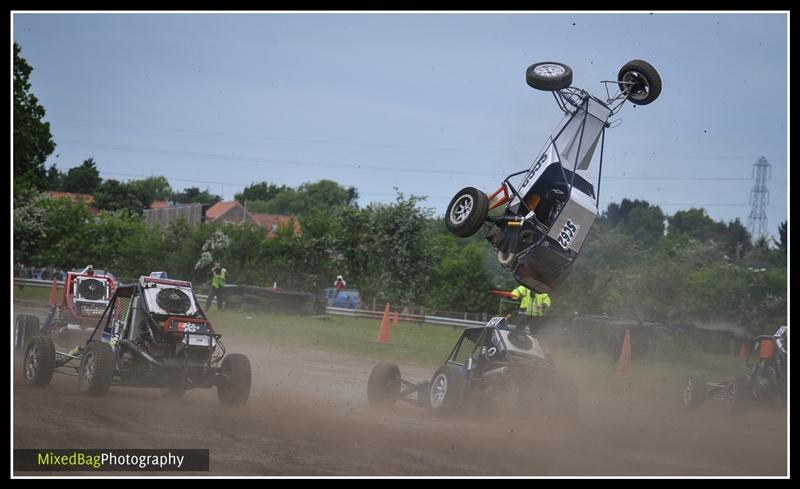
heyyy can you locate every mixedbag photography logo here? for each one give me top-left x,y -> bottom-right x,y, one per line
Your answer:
14,449 -> 210,472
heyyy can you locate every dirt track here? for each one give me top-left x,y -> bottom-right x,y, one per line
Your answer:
13,303 -> 787,476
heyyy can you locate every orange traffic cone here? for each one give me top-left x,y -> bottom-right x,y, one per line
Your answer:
377,303 -> 391,343
617,329 -> 632,375
739,341 -> 749,359
392,311 -> 399,327
48,278 -> 58,305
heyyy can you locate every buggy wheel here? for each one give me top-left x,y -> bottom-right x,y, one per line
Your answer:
79,341 -> 114,396
15,314 -> 40,352
445,187 -> 489,238
217,354 -> 252,407
526,62 -> 573,91
726,375 -> 750,414
427,364 -> 468,417
683,375 -> 706,409
617,59 -> 662,105
23,334 -> 56,387
367,361 -> 401,408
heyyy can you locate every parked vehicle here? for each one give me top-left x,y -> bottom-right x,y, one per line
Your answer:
323,288 -> 362,309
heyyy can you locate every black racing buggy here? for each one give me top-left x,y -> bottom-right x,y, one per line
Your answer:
444,60 -> 662,292
14,266 -> 117,352
367,316 -> 577,418
683,326 -> 787,414
21,273 -> 252,406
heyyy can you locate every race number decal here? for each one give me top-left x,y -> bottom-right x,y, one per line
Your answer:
556,219 -> 579,250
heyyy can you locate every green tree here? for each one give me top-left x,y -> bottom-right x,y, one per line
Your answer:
127,176 -> 173,208
234,181 -> 290,203
172,186 -> 222,205
62,158 -> 103,194
44,164 -> 63,191
667,208 -> 725,242
604,199 -> 665,247
14,42 -> 56,192
94,179 -> 145,215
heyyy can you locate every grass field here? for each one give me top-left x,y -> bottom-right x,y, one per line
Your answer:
14,284 -> 745,390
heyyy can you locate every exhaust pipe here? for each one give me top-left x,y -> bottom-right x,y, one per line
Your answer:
120,339 -> 164,367
483,366 -> 509,378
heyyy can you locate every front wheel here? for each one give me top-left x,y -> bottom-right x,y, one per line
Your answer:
445,187 -> 489,238
683,375 -> 706,409
526,62 -> 573,91
79,341 -> 114,396
617,59 -> 662,105
217,354 -> 252,407
427,364 -> 469,417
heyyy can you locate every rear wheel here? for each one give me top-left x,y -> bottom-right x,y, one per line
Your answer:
445,187 -> 489,238
79,341 -> 114,396
617,59 -> 662,105
427,364 -> 469,417
683,375 -> 706,409
367,361 -> 401,408
23,334 -> 56,387
526,62 -> 573,91
14,315 -> 40,352
217,354 -> 252,407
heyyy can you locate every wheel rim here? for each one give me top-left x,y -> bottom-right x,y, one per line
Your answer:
622,71 -> 650,100
497,250 -> 516,267
25,343 -> 40,381
449,195 -> 474,225
534,64 -> 566,78
683,379 -> 693,406
430,373 -> 448,409
83,352 -> 95,385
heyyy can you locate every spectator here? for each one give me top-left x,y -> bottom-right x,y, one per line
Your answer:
509,284 -> 551,335
206,261 -> 227,311
334,275 -> 346,296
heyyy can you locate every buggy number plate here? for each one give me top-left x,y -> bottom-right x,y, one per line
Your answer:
187,334 -> 210,346
556,219 -> 579,250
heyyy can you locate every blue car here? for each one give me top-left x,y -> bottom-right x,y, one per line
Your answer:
323,288 -> 361,309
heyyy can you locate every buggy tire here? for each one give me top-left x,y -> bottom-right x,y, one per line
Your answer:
683,374 -> 706,409
617,59 -> 662,105
79,341 -> 114,396
726,375 -> 750,415
218,354 -> 252,407
15,314 -> 40,352
427,364 -> 469,417
526,62 -> 573,91
367,361 -> 401,408
446,187 -> 489,238
23,334 -> 56,387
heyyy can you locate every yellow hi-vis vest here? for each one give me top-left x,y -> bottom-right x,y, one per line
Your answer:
510,285 -> 551,317
211,268 -> 227,289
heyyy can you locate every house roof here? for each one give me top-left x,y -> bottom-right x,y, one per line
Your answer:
205,200 -> 242,221
149,200 -> 171,209
248,212 -> 301,237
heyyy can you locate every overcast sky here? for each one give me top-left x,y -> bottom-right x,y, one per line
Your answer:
12,12 -> 788,239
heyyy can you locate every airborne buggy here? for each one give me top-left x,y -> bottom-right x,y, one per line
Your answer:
14,266 -> 117,352
367,316 -> 577,418
683,326 -> 787,414
444,60 -> 662,292
21,273 -> 252,406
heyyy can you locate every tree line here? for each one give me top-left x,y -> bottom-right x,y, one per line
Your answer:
13,41 -> 787,335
